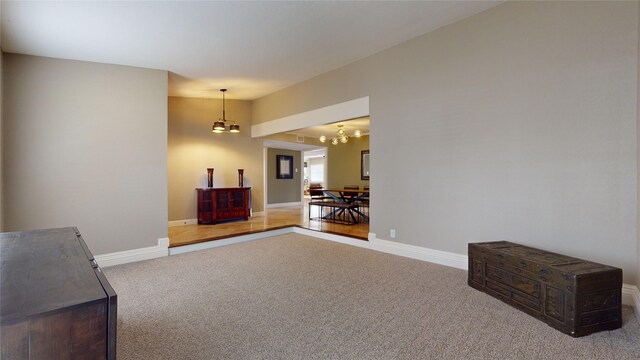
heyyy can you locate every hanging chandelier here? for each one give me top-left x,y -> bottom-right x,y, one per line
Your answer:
212,89 -> 240,134
319,124 -> 361,145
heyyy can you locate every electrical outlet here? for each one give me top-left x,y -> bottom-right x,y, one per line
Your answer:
390,229 -> 396,238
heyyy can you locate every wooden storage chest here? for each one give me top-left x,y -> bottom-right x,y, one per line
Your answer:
468,241 -> 622,337
1,227 -> 117,359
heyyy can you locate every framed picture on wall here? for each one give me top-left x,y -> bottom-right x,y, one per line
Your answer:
276,155 -> 294,179
361,150 -> 370,180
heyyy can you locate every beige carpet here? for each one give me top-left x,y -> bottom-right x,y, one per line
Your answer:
104,234 -> 640,359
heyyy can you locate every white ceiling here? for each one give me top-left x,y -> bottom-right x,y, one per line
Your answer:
1,1 -> 501,100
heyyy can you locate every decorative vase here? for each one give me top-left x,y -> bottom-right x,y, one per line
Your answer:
238,169 -> 244,187
207,168 -> 214,188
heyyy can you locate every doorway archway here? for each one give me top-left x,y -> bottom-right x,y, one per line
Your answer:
252,97 -> 371,239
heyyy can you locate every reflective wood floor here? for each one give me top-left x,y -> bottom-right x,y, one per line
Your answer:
169,199 -> 369,248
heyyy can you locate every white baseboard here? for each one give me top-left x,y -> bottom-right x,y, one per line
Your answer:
251,211 -> 265,217
265,202 -> 303,208
622,284 -> 640,314
168,218 -> 198,227
95,237 -> 169,267
169,228 -> 294,255
293,230 -> 467,271
372,238 -> 468,270
292,227 -> 375,250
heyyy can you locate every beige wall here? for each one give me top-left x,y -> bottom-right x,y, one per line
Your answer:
253,1 -> 639,284
3,54 -> 168,255
0,50 -> 3,231
0,0 -> 2,231
168,96 -> 263,220
267,148 -> 301,204
327,135 -> 369,189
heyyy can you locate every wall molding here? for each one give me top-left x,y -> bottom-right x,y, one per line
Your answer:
292,227 -> 374,249
169,228 -> 293,255
168,214 -> 268,227
265,201 -> 303,208
372,238 -> 468,270
168,218 -> 198,227
292,229 -> 468,270
95,237 -> 169,267
622,284 -> 640,316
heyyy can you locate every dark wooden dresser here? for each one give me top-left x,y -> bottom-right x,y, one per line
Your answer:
0,227 -> 117,359
468,241 -> 622,337
196,187 -> 251,224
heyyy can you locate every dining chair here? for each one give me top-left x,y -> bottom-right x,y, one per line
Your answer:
343,185 -> 359,200
309,183 -> 331,201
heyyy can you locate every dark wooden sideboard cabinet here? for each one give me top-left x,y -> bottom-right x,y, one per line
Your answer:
0,227 -> 117,359
197,187 -> 251,224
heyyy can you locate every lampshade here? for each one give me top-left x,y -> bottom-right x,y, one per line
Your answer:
213,121 -> 226,131
229,123 -> 240,133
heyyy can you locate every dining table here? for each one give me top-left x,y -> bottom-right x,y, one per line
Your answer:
321,188 -> 369,221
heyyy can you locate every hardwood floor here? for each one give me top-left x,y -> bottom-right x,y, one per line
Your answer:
169,198 -> 369,247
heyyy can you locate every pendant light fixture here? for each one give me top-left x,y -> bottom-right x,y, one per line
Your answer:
319,124 -> 361,145
212,89 -> 240,134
